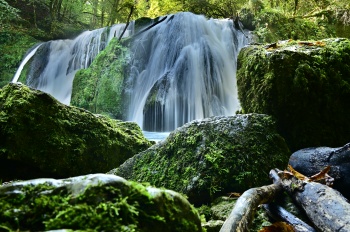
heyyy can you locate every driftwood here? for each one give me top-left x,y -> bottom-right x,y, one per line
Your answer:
219,183 -> 282,232
262,203 -> 316,232
281,175 -> 350,232
132,16 -> 168,38
220,168 -> 350,232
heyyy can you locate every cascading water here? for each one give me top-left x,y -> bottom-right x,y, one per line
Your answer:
125,12 -> 248,131
13,23 -> 133,105
13,12 -> 248,134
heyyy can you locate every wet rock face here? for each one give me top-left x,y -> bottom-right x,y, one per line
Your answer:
0,174 -> 201,231
237,38 -> 350,152
0,83 -> 152,180
289,143 -> 350,199
111,113 -> 290,205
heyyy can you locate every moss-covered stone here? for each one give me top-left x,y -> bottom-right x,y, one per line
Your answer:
237,38 -> 350,151
0,83 -> 152,180
0,174 -> 202,231
110,114 -> 290,205
71,38 -> 128,119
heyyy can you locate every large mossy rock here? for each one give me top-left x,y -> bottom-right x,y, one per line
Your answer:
237,38 -> 350,151
0,174 -> 201,231
0,83 -> 152,180
110,114 -> 290,205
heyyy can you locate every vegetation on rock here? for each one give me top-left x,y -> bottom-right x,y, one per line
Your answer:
0,174 -> 202,231
110,114 -> 290,205
237,38 -> 350,151
0,83 -> 152,181
71,38 -> 128,119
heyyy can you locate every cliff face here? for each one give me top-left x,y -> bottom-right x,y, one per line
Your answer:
237,38 -> 350,151
0,83 -> 152,180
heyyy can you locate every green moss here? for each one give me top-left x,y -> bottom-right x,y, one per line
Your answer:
71,38 -> 128,119
0,175 -> 202,231
0,83 -> 152,180
114,114 -> 290,205
237,38 -> 350,151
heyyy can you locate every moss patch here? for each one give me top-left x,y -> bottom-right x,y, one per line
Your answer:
0,174 -> 202,231
71,38 -> 128,119
237,38 -> 350,151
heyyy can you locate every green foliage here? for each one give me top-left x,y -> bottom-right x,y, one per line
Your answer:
0,31 -> 38,88
237,38 -> 350,151
71,38 -> 128,119
0,0 -> 21,26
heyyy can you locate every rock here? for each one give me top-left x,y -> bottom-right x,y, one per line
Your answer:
289,142 -> 350,199
0,174 -> 201,231
110,114 -> 290,205
0,83 -> 152,180
237,38 -> 350,151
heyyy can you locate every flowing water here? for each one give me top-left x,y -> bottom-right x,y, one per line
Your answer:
13,12 -> 248,132
125,13 -> 248,131
12,24 -> 133,104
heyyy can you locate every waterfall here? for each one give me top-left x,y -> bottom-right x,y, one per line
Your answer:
13,12 -> 248,132
125,12 -> 248,131
12,44 -> 43,83
13,23 -> 133,105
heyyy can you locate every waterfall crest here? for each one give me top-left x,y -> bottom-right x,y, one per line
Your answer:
14,24 -> 133,105
125,12 -> 248,131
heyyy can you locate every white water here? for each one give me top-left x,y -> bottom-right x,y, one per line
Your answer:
15,23 -> 133,105
126,12 -> 248,131
12,44 -> 43,83
14,12 -> 248,132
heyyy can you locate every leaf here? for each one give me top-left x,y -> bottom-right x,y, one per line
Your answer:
259,221 -> 295,232
309,165 -> 334,186
288,164 -> 309,181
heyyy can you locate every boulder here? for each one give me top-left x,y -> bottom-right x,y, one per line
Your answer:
0,83 -> 152,180
237,38 -> 350,151
0,174 -> 201,231
289,142 -> 350,199
110,114 -> 290,205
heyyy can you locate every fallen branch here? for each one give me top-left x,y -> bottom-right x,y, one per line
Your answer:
118,6 -> 134,41
281,175 -> 350,231
133,16 -> 168,38
219,182 -> 282,232
262,203 -> 316,232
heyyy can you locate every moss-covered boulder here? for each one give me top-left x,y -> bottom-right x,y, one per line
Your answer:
237,38 -> 350,152
0,83 -> 152,181
110,114 -> 290,205
0,174 -> 201,231
71,38 -> 127,119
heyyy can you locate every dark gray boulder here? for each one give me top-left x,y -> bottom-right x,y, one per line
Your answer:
289,143 -> 350,199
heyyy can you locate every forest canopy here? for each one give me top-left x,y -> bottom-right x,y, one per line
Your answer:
2,0 -> 350,37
